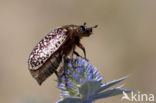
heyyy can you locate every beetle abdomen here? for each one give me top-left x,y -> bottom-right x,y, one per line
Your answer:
30,52 -> 62,85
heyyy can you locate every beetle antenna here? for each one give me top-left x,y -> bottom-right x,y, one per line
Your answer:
93,25 -> 98,28
83,22 -> 87,26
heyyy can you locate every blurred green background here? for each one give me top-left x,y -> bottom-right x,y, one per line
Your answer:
0,0 -> 156,103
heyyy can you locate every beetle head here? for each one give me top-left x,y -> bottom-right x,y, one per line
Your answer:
78,22 -> 98,37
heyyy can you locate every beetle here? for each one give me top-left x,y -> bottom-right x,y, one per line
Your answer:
28,23 -> 98,85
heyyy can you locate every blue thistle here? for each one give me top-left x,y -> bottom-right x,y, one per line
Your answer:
57,58 -> 133,103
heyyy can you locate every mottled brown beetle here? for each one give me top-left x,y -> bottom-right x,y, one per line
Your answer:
28,23 -> 97,85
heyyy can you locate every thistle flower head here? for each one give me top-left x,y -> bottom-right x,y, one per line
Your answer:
57,58 -> 133,103
58,58 -> 102,97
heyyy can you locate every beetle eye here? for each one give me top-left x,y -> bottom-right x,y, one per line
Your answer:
80,26 -> 86,31
86,28 -> 92,34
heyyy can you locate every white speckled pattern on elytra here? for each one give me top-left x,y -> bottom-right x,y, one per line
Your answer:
28,28 -> 68,70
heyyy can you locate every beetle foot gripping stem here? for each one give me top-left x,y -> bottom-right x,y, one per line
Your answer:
70,57 -> 84,71
73,51 -> 88,61
71,60 -> 83,70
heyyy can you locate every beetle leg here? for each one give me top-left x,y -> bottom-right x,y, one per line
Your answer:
69,46 -> 82,69
71,48 -> 84,69
70,46 -> 75,62
70,46 -> 77,69
59,55 -> 68,85
62,54 -> 66,72
76,42 -> 87,60
73,51 -> 88,61
71,46 -> 84,59
73,51 -> 83,58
